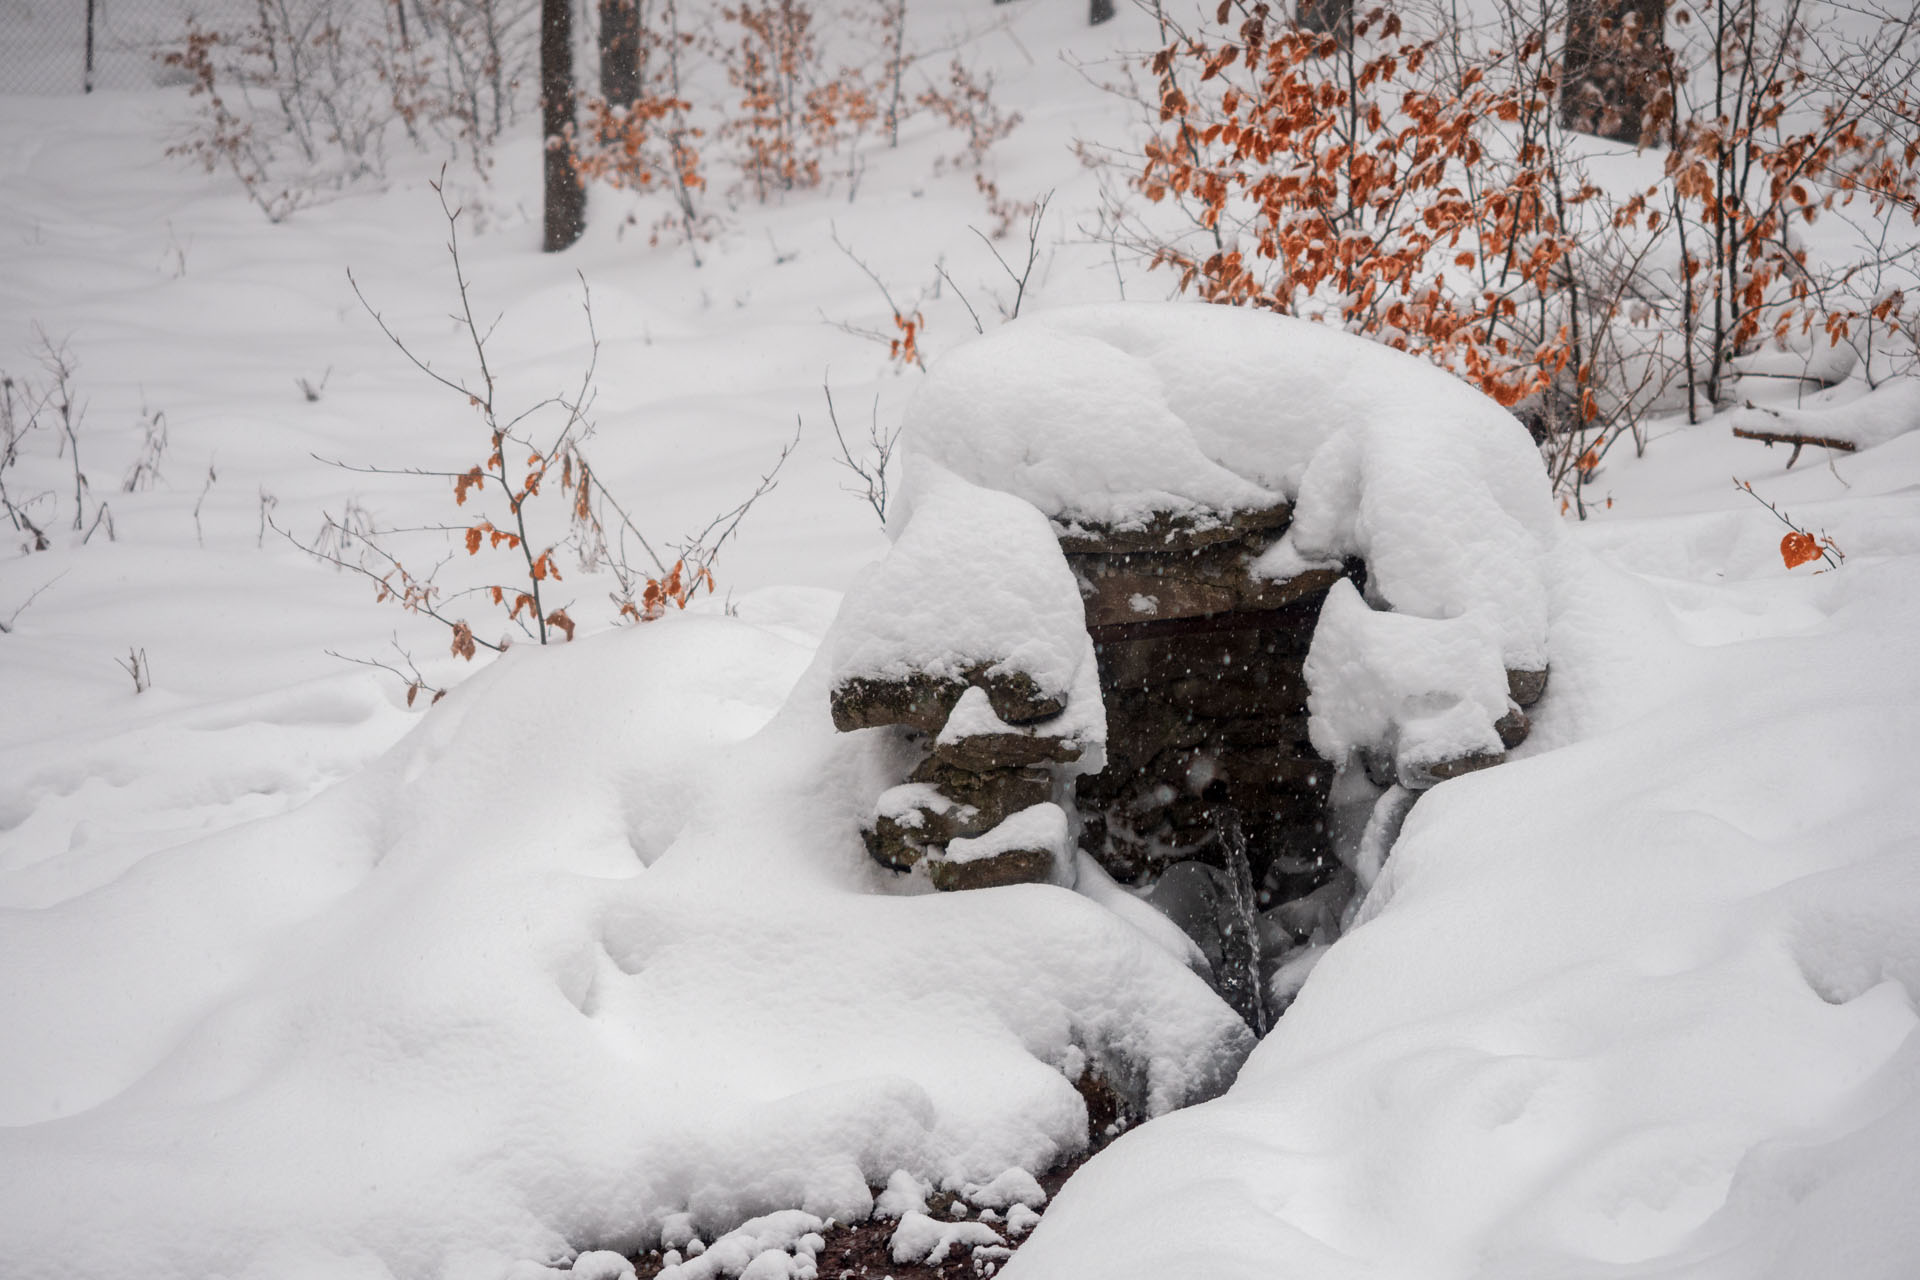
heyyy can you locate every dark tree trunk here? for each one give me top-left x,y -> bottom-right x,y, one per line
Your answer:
542,0 -> 585,252
1561,0 -> 1668,144
1089,0 -> 1115,25
1296,0 -> 1353,46
598,0 -> 640,103
84,0 -> 96,93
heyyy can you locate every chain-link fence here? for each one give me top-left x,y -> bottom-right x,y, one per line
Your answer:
0,0 -> 257,96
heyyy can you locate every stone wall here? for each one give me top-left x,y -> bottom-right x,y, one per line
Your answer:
1062,506 -> 1347,905
830,502 -> 1545,913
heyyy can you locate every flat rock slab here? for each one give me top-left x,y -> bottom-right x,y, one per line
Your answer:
831,666 -> 1067,734
1054,502 -> 1294,555
932,730 -> 1082,771
926,846 -> 1056,891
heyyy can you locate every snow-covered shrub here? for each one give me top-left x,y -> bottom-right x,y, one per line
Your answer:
161,0 -> 535,219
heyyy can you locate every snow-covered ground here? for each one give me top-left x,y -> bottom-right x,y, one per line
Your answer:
5,1 -> 1920,1277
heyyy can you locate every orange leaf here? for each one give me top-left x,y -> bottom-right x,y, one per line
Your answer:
546,608 -> 576,641
450,621 -> 477,661
454,467 -> 484,505
465,526 -> 484,555
1780,531 -> 1821,569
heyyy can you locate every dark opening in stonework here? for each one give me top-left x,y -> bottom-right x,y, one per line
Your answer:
1076,600 -> 1337,906
1056,501 -> 1367,915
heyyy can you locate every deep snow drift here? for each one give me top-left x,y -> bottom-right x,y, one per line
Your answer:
0,592 -> 1250,1279
6,0 -> 1920,1276
1008,430 -> 1920,1279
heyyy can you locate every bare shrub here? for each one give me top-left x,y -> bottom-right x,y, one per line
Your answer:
283,181 -> 791,693
160,0 -> 537,220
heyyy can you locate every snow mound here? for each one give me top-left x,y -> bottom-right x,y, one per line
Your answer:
0,601 -> 1252,1280
961,1167 -> 1048,1211
1732,377 -> 1920,452
903,302 -> 1558,777
946,803 -> 1072,866
1305,579 -> 1513,783
657,1210 -> 825,1280
827,463 -> 1105,752
570,1251 -> 639,1280
890,1211 -> 1005,1266
872,1170 -> 932,1220
1003,528 -> 1920,1280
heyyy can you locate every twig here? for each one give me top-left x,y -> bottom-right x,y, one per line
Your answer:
1733,476 -> 1845,568
0,570 -> 65,634
194,458 -> 218,546
821,377 -> 901,528
257,486 -> 278,549
829,224 -> 929,370
970,190 -> 1052,320
325,636 -> 447,706
677,419 -> 801,569
270,510 -> 507,653
935,264 -> 985,334
82,501 -> 113,544
116,646 -> 150,693
296,366 -> 333,402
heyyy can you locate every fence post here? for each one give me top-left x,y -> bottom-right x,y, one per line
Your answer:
84,0 -> 97,93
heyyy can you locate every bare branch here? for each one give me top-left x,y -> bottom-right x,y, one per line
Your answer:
971,189 -> 1052,320
0,570 -> 65,635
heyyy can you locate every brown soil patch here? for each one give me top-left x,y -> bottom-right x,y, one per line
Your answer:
630,1072 -> 1135,1280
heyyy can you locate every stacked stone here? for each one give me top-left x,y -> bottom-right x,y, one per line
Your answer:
1059,503 -> 1347,899
831,667 -> 1087,891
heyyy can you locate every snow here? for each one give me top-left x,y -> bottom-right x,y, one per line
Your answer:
0,593 -> 1252,1278
961,1167 -> 1048,1211
1304,578 -> 1513,783
569,1252 -> 638,1280
902,301 -> 1556,782
872,1169 -> 932,1219
656,1210 -> 824,1280
6,0 -> 1920,1277
826,463 -> 1106,753
944,802 -> 1071,868
1731,377 -> 1920,452
874,781 -> 964,830
889,1211 -> 1005,1266
1002,417 -> 1920,1280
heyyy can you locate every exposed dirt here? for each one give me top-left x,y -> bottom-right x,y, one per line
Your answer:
629,1071 -> 1135,1280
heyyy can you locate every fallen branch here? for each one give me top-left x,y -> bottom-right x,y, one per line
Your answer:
1731,423 -> 1858,469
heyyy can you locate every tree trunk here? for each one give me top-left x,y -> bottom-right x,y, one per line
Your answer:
542,0 -> 585,252
84,0 -> 96,93
1297,0 -> 1353,45
598,0 -> 640,104
1089,0 -> 1116,25
1561,0 -> 1668,144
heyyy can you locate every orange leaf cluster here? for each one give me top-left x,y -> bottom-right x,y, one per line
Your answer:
1136,3 -> 1588,407
889,312 -> 922,367
637,558 -> 713,620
